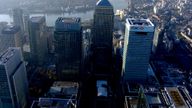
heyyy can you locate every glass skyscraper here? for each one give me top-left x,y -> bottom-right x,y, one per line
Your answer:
13,8 -> 24,34
0,48 -> 28,108
54,17 -> 82,80
29,16 -> 48,65
0,26 -> 22,53
122,18 -> 154,82
92,0 -> 114,50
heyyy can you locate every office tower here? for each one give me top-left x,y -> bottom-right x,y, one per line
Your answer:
0,22 -> 8,34
0,47 -> 28,108
13,8 -> 24,34
92,0 -> 114,76
122,18 -> 154,82
54,17 -> 82,80
23,14 -> 30,35
92,0 -> 114,50
0,25 -> 22,53
29,16 -> 48,65
127,0 -> 133,12
46,27 -> 54,53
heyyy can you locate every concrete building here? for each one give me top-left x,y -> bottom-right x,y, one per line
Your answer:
92,0 -> 114,50
0,48 -> 28,108
54,17 -> 82,80
0,25 -> 22,53
13,8 -> 24,34
31,81 -> 79,108
29,16 -> 48,65
47,81 -> 79,98
31,98 -> 77,108
122,18 -> 154,82
0,22 -> 8,34
95,80 -> 112,108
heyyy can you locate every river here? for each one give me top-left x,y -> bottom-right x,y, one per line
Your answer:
0,0 -> 128,26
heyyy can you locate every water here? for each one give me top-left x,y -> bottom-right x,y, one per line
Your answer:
0,0 -> 128,26
0,14 -> 13,24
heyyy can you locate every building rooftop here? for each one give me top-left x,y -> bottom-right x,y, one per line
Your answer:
145,93 -> 163,105
56,17 -> 80,23
96,0 -> 112,7
125,96 -> 139,108
126,18 -> 154,32
127,18 -> 153,26
30,98 -> 77,108
1,25 -> 20,34
47,81 -> 79,98
97,80 -> 108,97
124,82 -> 192,107
30,16 -> 45,23
0,47 -> 19,65
165,87 -> 188,108
55,17 -> 81,32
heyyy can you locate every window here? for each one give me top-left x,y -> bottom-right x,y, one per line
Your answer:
135,32 -> 147,35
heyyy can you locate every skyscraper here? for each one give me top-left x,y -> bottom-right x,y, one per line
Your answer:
91,0 -> 114,76
0,47 -> 28,108
0,25 -> 22,53
23,14 -> 30,35
29,16 -> 48,65
122,18 -> 154,82
92,0 -> 114,50
13,8 -> 24,34
54,17 -> 82,80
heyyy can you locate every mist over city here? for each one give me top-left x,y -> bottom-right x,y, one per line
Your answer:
0,0 -> 192,108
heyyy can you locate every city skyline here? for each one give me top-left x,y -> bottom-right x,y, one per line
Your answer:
0,0 -> 192,108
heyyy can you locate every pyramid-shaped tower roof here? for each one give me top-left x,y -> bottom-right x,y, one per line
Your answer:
96,0 -> 112,7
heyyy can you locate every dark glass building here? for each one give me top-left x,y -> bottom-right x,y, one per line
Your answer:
92,0 -> 114,50
0,48 -> 28,108
29,16 -> 48,65
54,17 -> 82,80
91,0 -> 114,76
13,8 -> 24,34
0,25 -> 22,53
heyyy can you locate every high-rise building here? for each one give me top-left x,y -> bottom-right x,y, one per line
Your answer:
91,0 -> 114,76
54,17 -> 82,80
23,14 -> 30,35
92,0 -> 114,50
13,8 -> 24,34
127,0 -> 133,12
0,22 -> 8,34
122,18 -> 154,82
0,25 -> 22,53
29,16 -> 48,65
0,47 -> 28,108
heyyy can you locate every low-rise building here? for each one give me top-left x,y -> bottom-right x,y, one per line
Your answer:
31,81 -> 79,108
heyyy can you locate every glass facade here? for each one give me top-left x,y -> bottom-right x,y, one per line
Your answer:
122,19 -> 154,82
54,17 -> 82,80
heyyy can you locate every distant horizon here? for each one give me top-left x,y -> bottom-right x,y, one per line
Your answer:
0,0 -> 128,26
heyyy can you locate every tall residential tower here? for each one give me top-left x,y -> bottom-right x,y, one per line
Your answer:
122,18 -> 154,82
